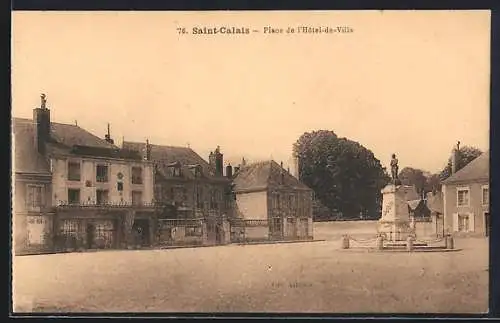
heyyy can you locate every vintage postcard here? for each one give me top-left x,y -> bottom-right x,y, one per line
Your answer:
11,10 -> 490,314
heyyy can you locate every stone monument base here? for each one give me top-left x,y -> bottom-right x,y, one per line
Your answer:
377,220 -> 414,242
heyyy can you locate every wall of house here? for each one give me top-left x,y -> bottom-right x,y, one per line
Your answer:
51,157 -> 154,205
156,179 -> 229,217
13,175 -> 53,253
443,181 -> 489,235
235,191 -> 268,220
268,189 -> 313,219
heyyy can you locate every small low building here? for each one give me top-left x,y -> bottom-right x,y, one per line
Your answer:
442,150 -> 489,236
232,160 -> 314,242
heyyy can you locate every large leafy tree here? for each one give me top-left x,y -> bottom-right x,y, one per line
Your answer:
439,145 -> 483,180
293,130 -> 390,220
398,167 -> 427,197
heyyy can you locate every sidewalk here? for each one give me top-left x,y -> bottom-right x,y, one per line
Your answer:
15,239 -> 326,256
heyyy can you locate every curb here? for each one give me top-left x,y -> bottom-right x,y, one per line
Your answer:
236,239 -> 325,246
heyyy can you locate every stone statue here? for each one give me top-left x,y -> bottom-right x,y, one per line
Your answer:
390,153 -> 399,181
40,93 -> 47,109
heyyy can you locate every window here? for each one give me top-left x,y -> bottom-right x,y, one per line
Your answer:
132,166 -> 143,184
196,187 -> 204,209
458,214 -> 470,232
457,188 -> 470,207
132,191 -> 143,206
27,185 -> 44,210
276,194 -> 281,209
68,161 -> 81,181
210,190 -> 219,209
96,190 -> 109,205
117,182 -> 124,192
68,189 -> 80,205
96,165 -> 109,183
482,185 -> 489,206
172,166 -> 182,177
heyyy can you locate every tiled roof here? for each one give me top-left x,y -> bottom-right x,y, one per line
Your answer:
13,117 -> 139,173
122,141 -> 217,179
233,160 -> 311,192
426,191 -> 444,214
442,151 -> 489,185
12,118 -> 51,174
407,199 -> 422,211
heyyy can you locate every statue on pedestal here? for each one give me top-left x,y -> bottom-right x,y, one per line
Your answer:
390,154 -> 400,185
40,93 -> 47,109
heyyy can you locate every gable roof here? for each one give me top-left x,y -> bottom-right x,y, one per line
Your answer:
12,118 -> 51,174
13,118 -> 142,173
233,160 -> 311,193
426,191 -> 444,214
407,199 -> 422,211
122,141 -> 218,179
442,151 -> 489,185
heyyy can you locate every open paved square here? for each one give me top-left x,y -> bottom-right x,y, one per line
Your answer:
13,222 -> 489,313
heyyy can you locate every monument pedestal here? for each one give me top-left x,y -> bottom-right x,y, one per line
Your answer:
377,184 -> 419,242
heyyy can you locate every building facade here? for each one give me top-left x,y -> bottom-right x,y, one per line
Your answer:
122,142 -> 234,245
442,149 -> 489,236
232,160 -> 314,241
13,95 -> 157,254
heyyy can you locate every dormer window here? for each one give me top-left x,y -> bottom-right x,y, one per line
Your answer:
173,166 -> 182,177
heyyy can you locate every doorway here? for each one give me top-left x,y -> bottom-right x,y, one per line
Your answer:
132,219 -> 150,246
485,212 -> 490,237
86,223 -> 95,249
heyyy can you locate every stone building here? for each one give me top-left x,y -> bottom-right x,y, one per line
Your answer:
122,142 -> 233,245
13,95 -> 156,254
442,149 -> 489,236
232,160 -> 314,241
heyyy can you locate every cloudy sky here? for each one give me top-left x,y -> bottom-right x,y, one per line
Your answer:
12,10 -> 490,173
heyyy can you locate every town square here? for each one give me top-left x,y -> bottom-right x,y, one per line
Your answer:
11,11 -> 490,314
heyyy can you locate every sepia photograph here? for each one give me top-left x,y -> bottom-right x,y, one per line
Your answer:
11,10 -> 490,314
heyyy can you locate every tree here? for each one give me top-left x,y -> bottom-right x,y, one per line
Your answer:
398,167 -> 427,198
293,130 -> 390,220
439,145 -> 483,180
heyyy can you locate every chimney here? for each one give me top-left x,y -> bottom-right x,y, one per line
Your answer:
209,151 -> 216,168
104,123 -> 114,144
226,163 -> 233,179
293,154 -> 300,180
144,139 -> 152,161
451,141 -> 460,174
33,93 -> 51,155
280,161 -> 285,184
214,146 -> 224,177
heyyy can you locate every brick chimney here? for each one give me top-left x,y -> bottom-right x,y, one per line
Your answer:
451,141 -> 460,174
226,163 -> 233,178
33,93 -> 51,155
104,123 -> 114,144
143,139 -> 152,161
214,146 -> 224,177
293,154 -> 300,180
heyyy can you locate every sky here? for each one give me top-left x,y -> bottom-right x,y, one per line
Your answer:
11,11 -> 490,174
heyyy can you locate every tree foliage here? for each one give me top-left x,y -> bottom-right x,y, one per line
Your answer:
293,130 -> 390,220
439,145 -> 483,180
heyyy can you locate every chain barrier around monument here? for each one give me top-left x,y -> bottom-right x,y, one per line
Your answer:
339,153 -> 456,253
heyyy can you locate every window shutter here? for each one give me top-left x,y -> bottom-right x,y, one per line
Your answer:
469,213 -> 475,232
452,213 -> 459,232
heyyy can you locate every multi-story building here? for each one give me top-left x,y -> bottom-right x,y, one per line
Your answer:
232,160 -> 314,241
122,142 -> 233,245
442,149 -> 490,236
13,94 -> 156,253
